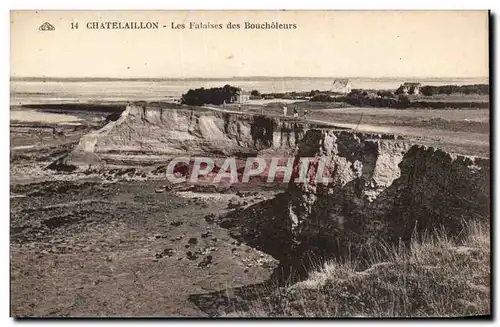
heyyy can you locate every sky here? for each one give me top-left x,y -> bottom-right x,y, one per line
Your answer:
10,10 -> 489,79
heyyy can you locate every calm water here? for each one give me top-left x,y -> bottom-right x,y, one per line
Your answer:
10,77 -> 488,105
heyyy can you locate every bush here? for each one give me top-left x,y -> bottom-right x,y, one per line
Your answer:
413,84 -> 488,97
251,90 -> 261,97
310,94 -> 333,102
377,90 -> 394,98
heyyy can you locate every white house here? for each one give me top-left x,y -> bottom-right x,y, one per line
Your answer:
331,79 -> 352,94
399,82 -> 422,95
236,90 -> 251,103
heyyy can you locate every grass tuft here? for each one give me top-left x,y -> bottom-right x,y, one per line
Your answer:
230,220 -> 490,317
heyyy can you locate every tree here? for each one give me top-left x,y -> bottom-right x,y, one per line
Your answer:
395,85 -> 405,95
377,90 -> 394,98
420,86 -> 434,96
181,85 -> 240,106
250,90 -> 261,97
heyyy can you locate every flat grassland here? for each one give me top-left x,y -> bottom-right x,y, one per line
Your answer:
231,98 -> 490,157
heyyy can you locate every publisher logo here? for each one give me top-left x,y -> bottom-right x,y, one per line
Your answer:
39,22 -> 55,31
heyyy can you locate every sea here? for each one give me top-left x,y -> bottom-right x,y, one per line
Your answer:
10,77 -> 489,105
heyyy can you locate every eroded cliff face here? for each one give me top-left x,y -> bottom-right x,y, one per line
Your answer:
49,103 -> 311,170
47,102 -> 490,267
285,130 -> 490,259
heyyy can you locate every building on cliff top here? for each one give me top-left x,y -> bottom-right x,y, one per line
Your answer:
235,89 -> 251,103
331,79 -> 352,94
398,82 -> 422,95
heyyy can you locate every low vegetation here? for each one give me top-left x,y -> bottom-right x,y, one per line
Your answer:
310,87 -> 489,109
230,220 -> 490,317
180,84 -> 240,106
420,84 -> 489,96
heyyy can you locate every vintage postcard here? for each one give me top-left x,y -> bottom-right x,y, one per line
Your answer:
10,10 -> 490,318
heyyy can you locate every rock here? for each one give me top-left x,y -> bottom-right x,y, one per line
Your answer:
186,251 -> 198,260
198,255 -> 213,267
188,237 -> 198,245
170,220 -> 183,227
155,188 -> 165,193
281,130 -> 489,262
201,232 -> 211,238
204,214 -> 216,223
162,248 -> 175,257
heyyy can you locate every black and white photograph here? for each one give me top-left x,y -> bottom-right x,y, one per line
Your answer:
9,10 -> 491,318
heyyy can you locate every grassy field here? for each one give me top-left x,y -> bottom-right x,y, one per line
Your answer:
222,101 -> 490,157
230,220 -> 490,317
407,94 -> 489,103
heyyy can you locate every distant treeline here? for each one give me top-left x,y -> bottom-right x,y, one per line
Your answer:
180,85 -> 240,106
419,84 -> 489,96
311,89 -> 489,109
259,90 -> 336,100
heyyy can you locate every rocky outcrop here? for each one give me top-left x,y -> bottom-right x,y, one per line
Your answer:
221,129 -> 489,266
48,102 -> 316,171
285,130 -> 490,259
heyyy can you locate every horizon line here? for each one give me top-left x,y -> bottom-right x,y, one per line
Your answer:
10,75 -> 489,81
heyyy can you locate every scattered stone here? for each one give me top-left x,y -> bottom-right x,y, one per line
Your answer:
198,246 -> 217,254
153,259 -> 159,262
204,213 -> 216,223
162,248 -> 175,257
155,253 -> 163,259
155,234 -> 162,239
170,220 -> 183,227
198,255 -> 213,268
244,268 -> 249,273
227,201 -> 239,209
211,237 -> 218,242
155,188 -> 165,194
201,231 -> 211,238
188,237 -> 198,245
186,251 -> 198,260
